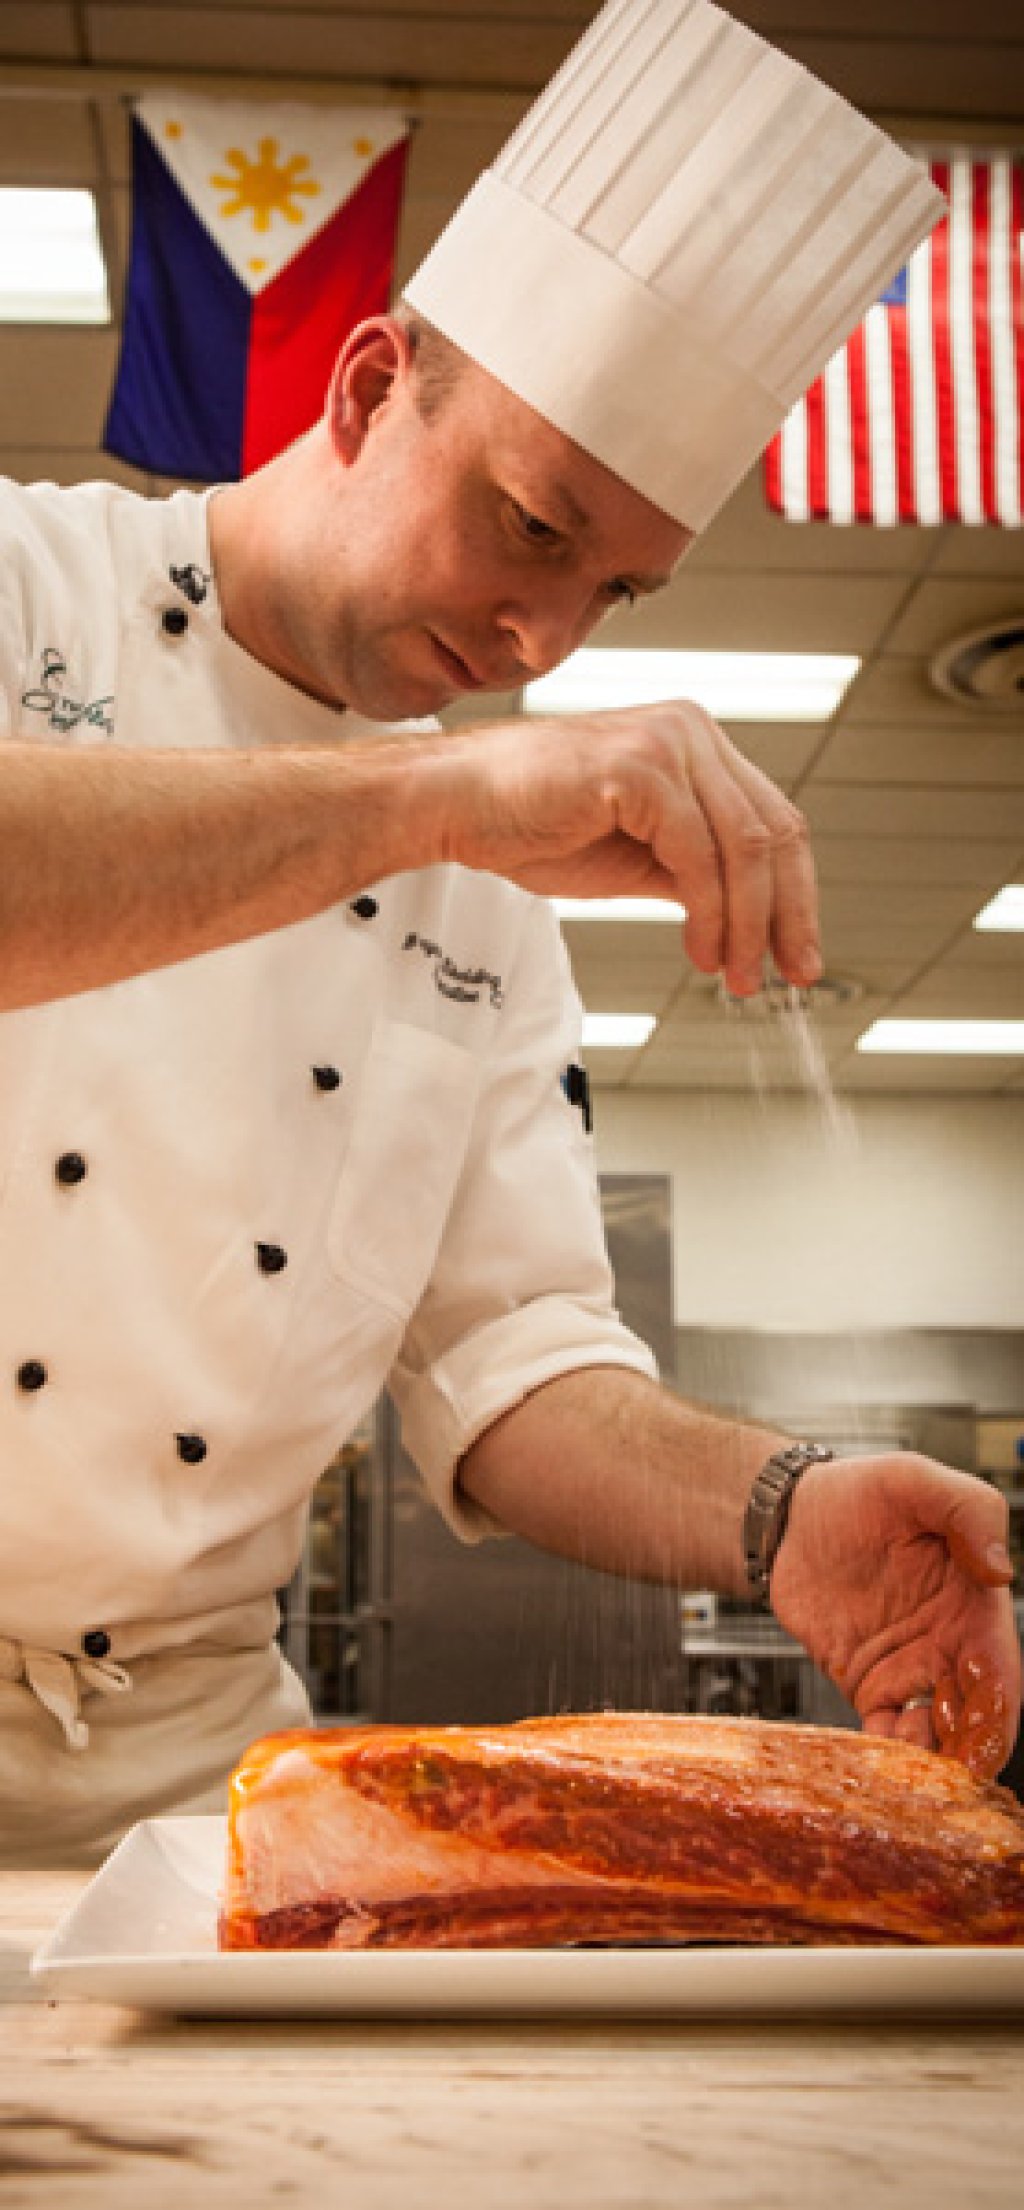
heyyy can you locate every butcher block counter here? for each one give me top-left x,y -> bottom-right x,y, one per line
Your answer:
2,1867 -> 1023,2210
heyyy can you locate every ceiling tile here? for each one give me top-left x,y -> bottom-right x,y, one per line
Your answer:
811,835 -> 1024,889
836,1054 -> 1024,1096
720,725 -> 825,789
0,329 -> 119,446
654,993 -> 882,1045
689,470 -> 935,578
626,1011 -> 880,1092
819,883 -> 987,931
894,965 -> 1024,1017
839,659 -> 986,727
804,784 -> 1024,841
771,33 -> 1024,119
739,3 -> 1019,39
406,116 -> 508,201
94,95 -> 132,185
883,580 -> 1024,660
563,954 -> 683,1017
819,930 -> 961,979
930,529 -> 1024,579
0,98 -> 97,181
810,721 -> 1024,789
947,930 -> 1024,971
559,919 -> 689,966
82,6 -> 575,87
91,0 -> 591,14
817,882 -> 984,964
599,570 -> 906,654
0,5 -> 78,60
814,956 -> 927,996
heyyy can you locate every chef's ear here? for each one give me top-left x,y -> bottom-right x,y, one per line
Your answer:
325,318 -> 414,464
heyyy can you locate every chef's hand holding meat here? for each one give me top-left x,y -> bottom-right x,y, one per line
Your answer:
772,1453 -> 1021,1779
458,1369 -> 1022,1785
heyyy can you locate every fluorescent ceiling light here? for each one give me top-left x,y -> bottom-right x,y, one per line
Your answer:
858,1019 -> 1024,1055
554,897 -> 686,922
582,1013 -> 656,1049
974,885 -> 1024,932
525,650 -> 860,722
0,189 -> 110,323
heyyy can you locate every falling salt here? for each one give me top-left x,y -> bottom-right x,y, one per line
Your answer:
527,981 -> 876,1720
733,982 -> 876,1459
775,988 -> 860,1162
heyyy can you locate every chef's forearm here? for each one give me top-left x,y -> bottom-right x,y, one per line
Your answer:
0,738 -> 449,1008
458,1368 -> 789,1597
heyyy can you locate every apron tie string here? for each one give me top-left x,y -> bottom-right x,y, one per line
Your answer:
0,1635 -> 132,1751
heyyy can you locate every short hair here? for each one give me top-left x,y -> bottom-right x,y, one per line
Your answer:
396,305 -> 464,423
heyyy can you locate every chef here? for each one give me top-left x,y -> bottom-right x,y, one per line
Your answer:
0,0 -> 1019,1865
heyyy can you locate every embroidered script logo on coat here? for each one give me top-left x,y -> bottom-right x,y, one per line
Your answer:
21,648 -> 114,736
402,933 -> 504,1009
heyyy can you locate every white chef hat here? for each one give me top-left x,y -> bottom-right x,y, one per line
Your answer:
404,0 -> 944,533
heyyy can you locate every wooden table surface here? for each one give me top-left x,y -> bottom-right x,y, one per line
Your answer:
2,1869 -> 1023,2210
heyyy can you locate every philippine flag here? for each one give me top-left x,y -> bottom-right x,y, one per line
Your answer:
104,93 -> 410,481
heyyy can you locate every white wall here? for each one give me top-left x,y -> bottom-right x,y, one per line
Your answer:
593,1091 -> 1024,1333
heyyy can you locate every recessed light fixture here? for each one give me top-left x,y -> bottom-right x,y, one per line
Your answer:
930,624 -> 1024,714
858,1019 -> 1024,1055
974,885 -> 1024,932
582,1014 -> 657,1049
0,188 -> 110,323
525,650 -> 860,722
554,898 -> 686,922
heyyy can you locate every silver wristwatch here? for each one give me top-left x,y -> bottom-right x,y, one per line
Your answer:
742,1442 -> 835,1608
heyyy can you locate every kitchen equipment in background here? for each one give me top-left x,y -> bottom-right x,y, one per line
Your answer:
280,1176 -> 685,1724
278,1408 -> 393,1723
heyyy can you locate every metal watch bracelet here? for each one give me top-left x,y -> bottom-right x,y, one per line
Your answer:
742,1442 -> 835,1609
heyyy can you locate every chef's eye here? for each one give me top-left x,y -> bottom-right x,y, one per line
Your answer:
507,499 -> 560,545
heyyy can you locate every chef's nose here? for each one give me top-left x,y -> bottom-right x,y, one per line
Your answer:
494,590 -> 594,680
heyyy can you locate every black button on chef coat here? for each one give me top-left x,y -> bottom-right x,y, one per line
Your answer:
312,1065 -> 342,1091
55,1151 -> 88,1186
350,895 -> 378,920
255,1242 -> 288,1275
161,607 -> 189,637
81,1628 -> 111,1659
16,1360 -> 47,1392
175,1433 -> 208,1464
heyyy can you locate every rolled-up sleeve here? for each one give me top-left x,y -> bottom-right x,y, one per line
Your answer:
388,893 -> 659,1540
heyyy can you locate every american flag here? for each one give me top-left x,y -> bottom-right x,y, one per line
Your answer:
764,152 -> 1024,526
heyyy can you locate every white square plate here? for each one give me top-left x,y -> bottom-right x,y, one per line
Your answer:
30,1816 -> 1024,2017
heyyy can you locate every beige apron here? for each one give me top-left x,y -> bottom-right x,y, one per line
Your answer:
0,1636 -> 310,1868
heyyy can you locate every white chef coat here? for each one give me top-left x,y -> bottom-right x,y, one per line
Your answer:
0,475 -> 657,1782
